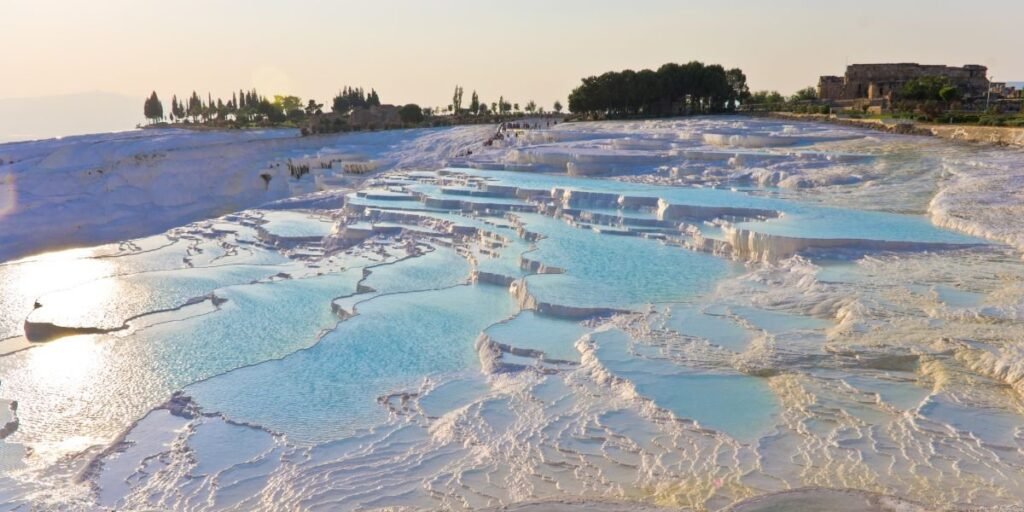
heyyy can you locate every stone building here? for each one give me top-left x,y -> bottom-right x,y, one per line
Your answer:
818,63 -> 989,102
347,105 -> 401,129
990,82 -> 1020,99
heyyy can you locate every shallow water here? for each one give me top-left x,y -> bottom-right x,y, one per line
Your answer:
2,117 -> 1024,510
485,311 -> 590,363
516,212 -> 734,309
665,304 -> 752,352
257,210 -> 335,238
187,283 -> 518,443
589,328 -> 777,441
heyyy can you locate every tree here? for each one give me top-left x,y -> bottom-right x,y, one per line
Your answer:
725,68 -> 750,109
272,95 -> 303,121
399,103 -> 425,124
900,77 -> 950,101
169,95 -> 179,121
173,95 -> 186,119
749,90 -> 784,104
938,85 -> 962,104
332,90 -> 349,113
553,100 -> 563,113
513,103 -> 520,113
790,86 -> 817,102
332,86 -> 370,113
274,95 -> 303,112
187,91 -> 202,122
524,100 -> 536,114
452,85 -> 464,114
469,90 -> 480,114
143,91 -> 164,123
305,99 -> 323,116
257,98 -> 286,123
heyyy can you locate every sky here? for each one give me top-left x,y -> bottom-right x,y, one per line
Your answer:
1,0 -> 1023,139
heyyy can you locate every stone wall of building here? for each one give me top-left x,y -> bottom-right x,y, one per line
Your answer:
817,76 -> 845,100
818,63 -> 988,102
348,105 -> 402,129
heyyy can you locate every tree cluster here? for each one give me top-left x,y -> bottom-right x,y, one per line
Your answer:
892,77 -> 964,121
898,77 -> 961,103
146,79 -> 566,132
399,104 -> 425,124
790,87 -> 818,102
444,85 -> 556,117
747,90 -> 786,105
331,87 -> 381,114
158,88 -> 293,124
146,84 -> 386,131
567,61 -> 749,117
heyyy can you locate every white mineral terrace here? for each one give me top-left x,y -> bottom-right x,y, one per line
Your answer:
0,117 -> 1023,511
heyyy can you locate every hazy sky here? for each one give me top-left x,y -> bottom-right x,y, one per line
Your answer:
2,0 -> 1023,111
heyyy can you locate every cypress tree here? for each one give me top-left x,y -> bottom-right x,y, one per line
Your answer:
188,91 -> 202,122
143,91 -> 163,123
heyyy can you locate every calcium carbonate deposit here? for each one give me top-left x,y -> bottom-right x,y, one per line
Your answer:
1,118 -> 1023,511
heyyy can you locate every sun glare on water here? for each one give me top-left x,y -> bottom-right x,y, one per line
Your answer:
24,334 -> 104,396
9,334 -> 113,463
4,248 -> 118,320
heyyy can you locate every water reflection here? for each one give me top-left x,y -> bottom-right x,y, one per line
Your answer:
13,334 -> 110,463
0,249 -> 116,340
